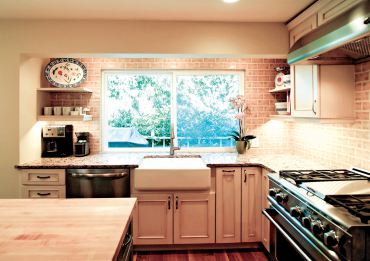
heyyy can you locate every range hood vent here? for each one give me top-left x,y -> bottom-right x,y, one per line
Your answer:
288,1 -> 370,65
341,36 -> 370,57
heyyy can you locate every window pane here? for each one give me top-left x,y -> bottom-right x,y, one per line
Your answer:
176,74 -> 240,148
105,73 -> 171,148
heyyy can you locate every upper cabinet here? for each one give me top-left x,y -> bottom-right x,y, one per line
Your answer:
287,0 -> 362,48
291,65 -> 355,119
317,0 -> 363,26
289,14 -> 317,48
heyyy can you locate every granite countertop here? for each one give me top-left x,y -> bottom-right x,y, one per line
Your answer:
15,152 -> 331,173
0,198 -> 136,261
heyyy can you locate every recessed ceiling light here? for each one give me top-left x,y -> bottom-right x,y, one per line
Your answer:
223,0 -> 240,3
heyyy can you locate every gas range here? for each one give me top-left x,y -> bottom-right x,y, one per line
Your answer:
265,167 -> 370,261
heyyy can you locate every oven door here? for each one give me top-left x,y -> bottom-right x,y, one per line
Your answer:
263,207 -> 340,261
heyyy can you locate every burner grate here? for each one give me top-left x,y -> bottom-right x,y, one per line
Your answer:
279,169 -> 369,185
326,194 -> 370,224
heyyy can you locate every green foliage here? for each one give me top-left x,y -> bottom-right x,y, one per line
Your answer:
229,130 -> 256,142
106,73 -> 241,148
107,74 -> 171,146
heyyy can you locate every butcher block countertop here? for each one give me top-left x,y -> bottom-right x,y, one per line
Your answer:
0,198 -> 136,261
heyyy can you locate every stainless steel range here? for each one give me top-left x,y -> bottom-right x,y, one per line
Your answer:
263,168 -> 370,261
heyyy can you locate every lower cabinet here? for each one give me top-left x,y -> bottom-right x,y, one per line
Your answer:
20,169 -> 66,198
261,169 -> 270,252
132,192 -> 215,245
216,167 -> 241,243
241,167 -> 262,242
132,193 -> 173,245
216,167 -> 262,244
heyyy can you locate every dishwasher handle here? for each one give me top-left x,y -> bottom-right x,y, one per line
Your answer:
70,172 -> 128,178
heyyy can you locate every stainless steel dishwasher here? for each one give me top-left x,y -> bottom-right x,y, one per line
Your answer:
66,168 -> 130,198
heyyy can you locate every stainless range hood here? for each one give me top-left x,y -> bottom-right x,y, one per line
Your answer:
288,1 -> 370,65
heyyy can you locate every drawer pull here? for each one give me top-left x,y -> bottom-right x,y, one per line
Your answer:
37,192 -> 51,196
36,175 -> 51,179
222,170 -> 235,173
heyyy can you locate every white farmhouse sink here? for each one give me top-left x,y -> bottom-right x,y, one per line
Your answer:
134,157 -> 210,190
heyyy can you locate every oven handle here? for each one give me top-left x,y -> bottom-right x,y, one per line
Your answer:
263,208 -> 312,261
70,172 -> 128,178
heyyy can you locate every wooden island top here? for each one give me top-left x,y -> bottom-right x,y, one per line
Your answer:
0,198 -> 136,261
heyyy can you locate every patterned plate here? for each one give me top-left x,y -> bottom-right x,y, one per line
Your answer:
44,58 -> 87,88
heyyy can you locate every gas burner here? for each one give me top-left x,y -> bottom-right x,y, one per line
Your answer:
279,169 -> 369,185
326,194 -> 370,224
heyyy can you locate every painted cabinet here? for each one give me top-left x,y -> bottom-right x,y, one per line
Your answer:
215,167 -> 241,243
132,193 -> 173,245
291,65 -> 318,118
318,0 -> 362,26
291,65 -> 354,119
21,169 -> 66,198
133,192 -> 215,245
261,169 -> 270,252
174,192 -> 215,244
241,167 -> 262,242
215,167 -> 262,243
289,14 -> 317,48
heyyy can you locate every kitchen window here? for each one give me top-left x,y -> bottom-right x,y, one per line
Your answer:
101,70 -> 243,152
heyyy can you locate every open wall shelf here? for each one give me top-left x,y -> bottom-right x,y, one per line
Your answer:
37,87 -> 93,93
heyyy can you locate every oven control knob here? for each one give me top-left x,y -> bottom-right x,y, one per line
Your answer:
290,206 -> 302,218
302,216 -> 312,229
311,220 -> 324,235
276,193 -> 289,203
269,188 -> 280,197
324,231 -> 338,247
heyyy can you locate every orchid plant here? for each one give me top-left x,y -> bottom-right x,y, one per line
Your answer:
229,95 -> 256,149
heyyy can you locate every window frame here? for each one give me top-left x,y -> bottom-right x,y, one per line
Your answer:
101,69 -> 244,153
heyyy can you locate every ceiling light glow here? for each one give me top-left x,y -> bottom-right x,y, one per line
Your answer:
223,0 -> 240,3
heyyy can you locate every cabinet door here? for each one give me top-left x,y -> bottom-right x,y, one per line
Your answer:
318,0 -> 361,26
261,169 -> 270,252
291,65 -> 319,118
174,192 -> 215,244
216,167 -> 241,243
132,193 -> 173,245
289,14 -> 317,48
241,167 -> 262,242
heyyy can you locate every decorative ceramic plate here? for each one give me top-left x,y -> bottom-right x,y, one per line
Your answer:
44,58 -> 87,88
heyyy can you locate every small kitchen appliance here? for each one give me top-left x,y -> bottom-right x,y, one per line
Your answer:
42,125 -> 73,157
264,167 -> 370,261
74,132 -> 90,157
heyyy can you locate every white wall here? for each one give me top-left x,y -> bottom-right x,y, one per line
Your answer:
0,19 -> 288,198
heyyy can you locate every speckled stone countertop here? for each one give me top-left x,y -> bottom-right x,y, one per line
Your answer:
15,152 -> 330,173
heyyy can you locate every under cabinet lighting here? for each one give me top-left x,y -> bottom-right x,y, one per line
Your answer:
223,0 -> 240,3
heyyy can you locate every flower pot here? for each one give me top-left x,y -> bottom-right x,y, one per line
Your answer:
236,141 -> 247,154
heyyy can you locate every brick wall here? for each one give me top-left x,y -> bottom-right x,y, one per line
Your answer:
289,61 -> 370,169
48,58 -> 289,153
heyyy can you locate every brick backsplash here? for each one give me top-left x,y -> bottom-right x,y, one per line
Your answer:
289,61 -> 370,169
48,58 -> 289,154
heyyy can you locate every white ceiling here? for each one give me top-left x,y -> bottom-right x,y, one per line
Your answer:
0,0 -> 315,22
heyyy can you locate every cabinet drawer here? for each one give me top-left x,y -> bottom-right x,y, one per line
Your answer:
21,169 -> 65,185
318,0 -> 361,26
21,186 -> 66,198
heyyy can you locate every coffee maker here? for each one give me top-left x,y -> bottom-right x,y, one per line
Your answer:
42,125 -> 73,157
74,132 -> 90,157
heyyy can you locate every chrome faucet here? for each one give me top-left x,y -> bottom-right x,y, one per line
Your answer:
170,126 -> 180,156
